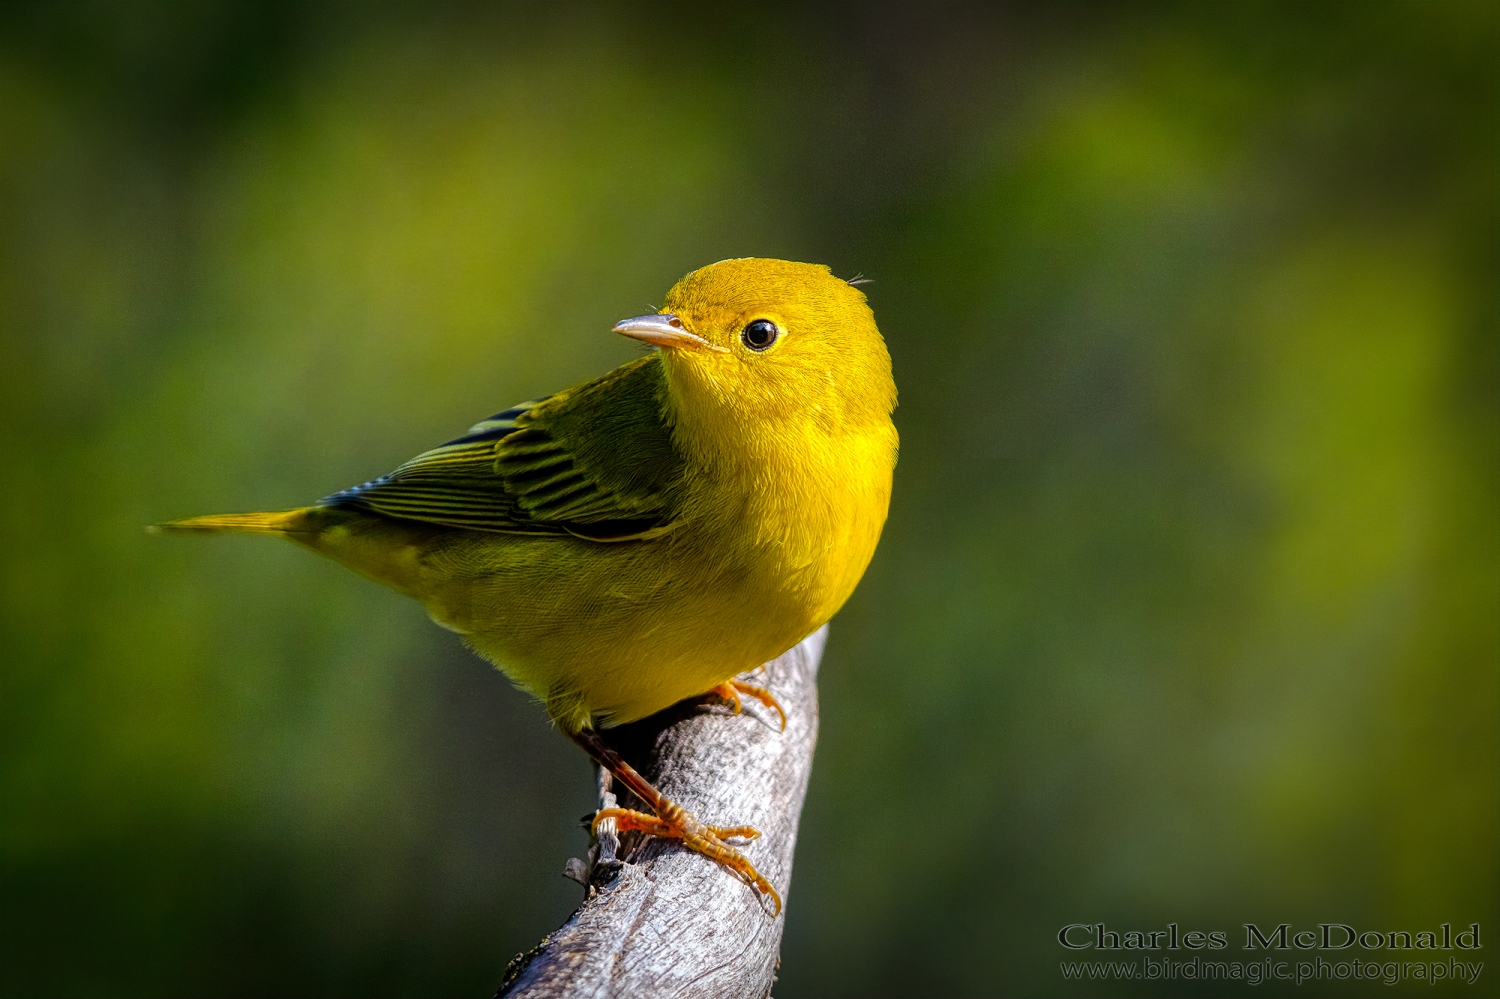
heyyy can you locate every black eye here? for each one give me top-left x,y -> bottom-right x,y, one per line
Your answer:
741,319 -> 779,351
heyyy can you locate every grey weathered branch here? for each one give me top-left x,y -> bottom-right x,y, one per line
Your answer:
497,626 -> 825,999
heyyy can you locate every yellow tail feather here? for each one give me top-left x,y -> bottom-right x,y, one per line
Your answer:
150,510 -> 311,535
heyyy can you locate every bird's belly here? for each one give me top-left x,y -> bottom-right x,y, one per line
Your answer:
415,531 -> 810,729
405,441 -> 892,730
434,526 -> 875,731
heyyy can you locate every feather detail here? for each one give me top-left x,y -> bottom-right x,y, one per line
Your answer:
151,510 -> 312,534
320,356 -> 683,539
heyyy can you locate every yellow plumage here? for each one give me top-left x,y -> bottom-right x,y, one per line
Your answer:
162,258 -> 898,736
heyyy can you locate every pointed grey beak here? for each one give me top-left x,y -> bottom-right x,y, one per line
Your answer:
612,314 -> 728,353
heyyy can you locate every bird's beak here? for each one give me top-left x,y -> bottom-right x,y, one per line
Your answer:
612,314 -> 728,353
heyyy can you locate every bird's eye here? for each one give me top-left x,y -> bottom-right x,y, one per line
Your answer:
741,319 -> 779,352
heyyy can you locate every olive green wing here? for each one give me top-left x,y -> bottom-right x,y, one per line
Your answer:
323,355 -> 684,541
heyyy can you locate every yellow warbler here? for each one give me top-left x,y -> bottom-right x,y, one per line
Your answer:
158,257 -> 898,913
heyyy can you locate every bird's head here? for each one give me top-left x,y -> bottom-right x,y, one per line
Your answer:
613,258 -> 896,454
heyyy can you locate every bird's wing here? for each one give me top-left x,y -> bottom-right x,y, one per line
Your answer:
323,355 -> 685,541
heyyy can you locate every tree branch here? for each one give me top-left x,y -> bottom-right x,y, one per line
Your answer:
497,626 -> 826,999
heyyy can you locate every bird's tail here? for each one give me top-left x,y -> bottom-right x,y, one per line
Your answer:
150,509 -> 314,535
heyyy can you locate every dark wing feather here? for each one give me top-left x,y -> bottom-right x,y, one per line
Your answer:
323,356 -> 683,540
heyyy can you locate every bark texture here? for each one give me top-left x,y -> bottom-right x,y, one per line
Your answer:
497,626 -> 825,999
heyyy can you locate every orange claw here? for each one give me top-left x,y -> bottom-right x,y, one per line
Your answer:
592,803 -> 782,915
709,679 -> 787,731
571,722 -> 784,916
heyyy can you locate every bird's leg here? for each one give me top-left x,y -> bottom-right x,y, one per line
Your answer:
708,679 -> 787,731
570,727 -> 783,915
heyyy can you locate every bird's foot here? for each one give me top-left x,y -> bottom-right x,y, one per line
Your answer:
709,679 -> 787,731
592,801 -> 782,915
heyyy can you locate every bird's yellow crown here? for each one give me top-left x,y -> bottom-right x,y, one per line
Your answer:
637,258 -> 895,477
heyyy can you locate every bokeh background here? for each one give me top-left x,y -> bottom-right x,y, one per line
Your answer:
1,2 -> 1495,996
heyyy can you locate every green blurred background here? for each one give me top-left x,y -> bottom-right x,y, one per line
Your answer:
1,2 -> 1494,996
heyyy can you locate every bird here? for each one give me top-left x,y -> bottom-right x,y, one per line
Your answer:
156,257 -> 898,914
